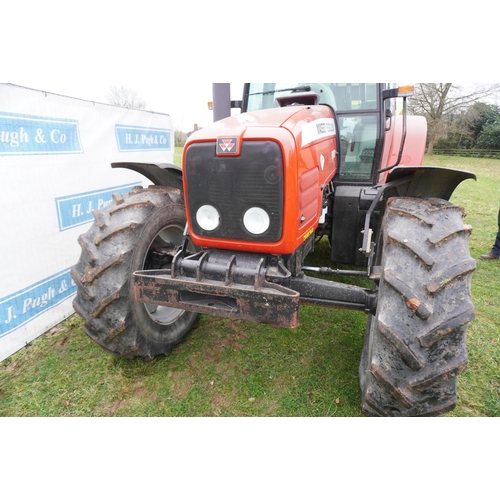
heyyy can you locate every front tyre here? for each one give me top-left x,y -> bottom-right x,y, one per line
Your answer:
71,186 -> 199,359
359,197 -> 476,416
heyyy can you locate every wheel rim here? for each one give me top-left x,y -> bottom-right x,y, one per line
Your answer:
142,223 -> 194,325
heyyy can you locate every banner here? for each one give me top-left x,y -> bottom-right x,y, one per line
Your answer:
0,84 -> 174,361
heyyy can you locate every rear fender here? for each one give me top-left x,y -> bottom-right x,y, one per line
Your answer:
360,166 -> 476,268
385,166 -> 476,201
112,162 -> 183,190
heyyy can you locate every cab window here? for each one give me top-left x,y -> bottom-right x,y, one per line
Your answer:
246,83 -> 378,112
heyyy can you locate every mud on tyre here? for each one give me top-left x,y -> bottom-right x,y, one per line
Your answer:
71,186 -> 199,359
359,197 -> 476,416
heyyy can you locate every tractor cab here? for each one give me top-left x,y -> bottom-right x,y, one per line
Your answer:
241,83 -> 425,187
243,83 -> 384,184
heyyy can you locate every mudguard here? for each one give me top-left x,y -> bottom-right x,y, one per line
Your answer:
386,166 -> 476,201
112,162 -> 183,190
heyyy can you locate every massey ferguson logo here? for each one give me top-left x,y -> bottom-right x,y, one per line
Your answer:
216,137 -> 239,155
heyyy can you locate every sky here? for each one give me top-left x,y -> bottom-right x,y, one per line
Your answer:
4,78 -> 244,132
3,3 -> 249,132
4,1 -> 497,135
4,0 -> 499,134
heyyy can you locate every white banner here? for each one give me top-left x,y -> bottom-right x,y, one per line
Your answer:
0,84 -> 174,361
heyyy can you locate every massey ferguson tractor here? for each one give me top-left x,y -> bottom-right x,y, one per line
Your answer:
72,83 -> 477,417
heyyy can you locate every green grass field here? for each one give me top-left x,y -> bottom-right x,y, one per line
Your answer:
1,153 -> 498,417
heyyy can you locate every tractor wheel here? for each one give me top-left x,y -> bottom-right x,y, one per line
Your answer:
71,186 -> 199,359
359,197 -> 476,416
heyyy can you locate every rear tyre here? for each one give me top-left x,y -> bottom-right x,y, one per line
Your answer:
71,186 -> 199,359
359,197 -> 476,416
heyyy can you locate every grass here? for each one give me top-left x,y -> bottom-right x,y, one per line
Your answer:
0,152 -> 499,417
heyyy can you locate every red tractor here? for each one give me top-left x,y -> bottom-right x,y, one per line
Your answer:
72,83 -> 476,416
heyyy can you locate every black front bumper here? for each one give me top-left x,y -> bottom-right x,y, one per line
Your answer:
134,249 -> 300,328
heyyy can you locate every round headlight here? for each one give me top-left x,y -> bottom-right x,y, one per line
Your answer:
196,205 -> 220,231
243,207 -> 270,235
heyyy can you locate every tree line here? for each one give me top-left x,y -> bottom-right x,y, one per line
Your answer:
408,83 -> 500,154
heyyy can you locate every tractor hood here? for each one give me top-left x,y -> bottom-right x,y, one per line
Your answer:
182,104 -> 339,255
187,105 -> 337,149
190,106 -> 307,141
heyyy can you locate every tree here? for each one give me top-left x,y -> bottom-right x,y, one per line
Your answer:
105,85 -> 147,109
435,102 -> 500,150
174,130 -> 187,147
466,102 -> 500,148
408,83 -> 500,154
477,121 -> 500,149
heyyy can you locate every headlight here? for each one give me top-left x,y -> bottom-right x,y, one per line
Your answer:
196,205 -> 220,231
243,207 -> 270,235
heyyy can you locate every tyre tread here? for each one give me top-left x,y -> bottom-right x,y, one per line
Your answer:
360,197 -> 475,417
72,186 -> 197,358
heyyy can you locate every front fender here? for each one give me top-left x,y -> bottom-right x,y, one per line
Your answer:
386,166 -> 476,201
111,162 -> 183,190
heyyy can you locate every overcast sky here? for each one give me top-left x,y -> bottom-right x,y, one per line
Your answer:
3,1 -> 496,133
3,2 -> 249,132
5,78 -> 244,132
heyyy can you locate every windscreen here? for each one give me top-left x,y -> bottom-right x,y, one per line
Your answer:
246,83 -> 379,112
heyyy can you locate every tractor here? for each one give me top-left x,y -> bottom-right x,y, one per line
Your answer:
72,83 -> 476,416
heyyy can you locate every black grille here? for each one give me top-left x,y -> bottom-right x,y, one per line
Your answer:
185,141 -> 284,242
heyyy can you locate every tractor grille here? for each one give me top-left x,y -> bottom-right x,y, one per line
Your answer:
185,141 -> 284,242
